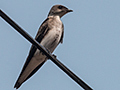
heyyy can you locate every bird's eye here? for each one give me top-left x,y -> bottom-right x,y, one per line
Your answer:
58,6 -> 63,9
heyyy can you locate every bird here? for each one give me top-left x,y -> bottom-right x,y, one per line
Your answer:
14,4 -> 73,89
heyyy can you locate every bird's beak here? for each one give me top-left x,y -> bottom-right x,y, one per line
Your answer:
67,9 -> 73,12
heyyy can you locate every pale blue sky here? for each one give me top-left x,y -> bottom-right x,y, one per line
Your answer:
0,0 -> 120,90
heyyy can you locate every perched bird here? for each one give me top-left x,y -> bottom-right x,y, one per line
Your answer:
14,4 -> 73,89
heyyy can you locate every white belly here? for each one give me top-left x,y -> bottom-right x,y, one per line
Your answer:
41,29 -> 61,51
34,27 -> 62,57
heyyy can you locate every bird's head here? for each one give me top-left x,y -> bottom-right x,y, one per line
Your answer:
48,5 -> 73,18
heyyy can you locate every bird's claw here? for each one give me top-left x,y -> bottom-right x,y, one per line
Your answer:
52,54 -> 57,58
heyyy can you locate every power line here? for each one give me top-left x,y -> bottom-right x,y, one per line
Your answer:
0,9 -> 93,90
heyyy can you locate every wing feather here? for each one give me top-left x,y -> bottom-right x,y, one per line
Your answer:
14,18 -> 50,88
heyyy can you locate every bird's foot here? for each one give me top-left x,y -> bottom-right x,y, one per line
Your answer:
52,54 -> 57,58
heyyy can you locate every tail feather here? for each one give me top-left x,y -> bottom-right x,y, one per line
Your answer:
14,82 -> 21,89
14,55 -> 47,89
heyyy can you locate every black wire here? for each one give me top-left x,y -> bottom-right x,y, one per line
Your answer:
0,9 -> 93,90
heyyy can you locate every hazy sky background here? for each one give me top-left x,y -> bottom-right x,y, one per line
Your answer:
0,0 -> 120,90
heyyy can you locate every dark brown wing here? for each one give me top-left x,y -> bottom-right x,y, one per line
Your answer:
59,23 -> 64,43
14,18 -> 50,89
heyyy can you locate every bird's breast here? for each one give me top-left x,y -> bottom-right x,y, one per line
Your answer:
35,16 -> 63,55
40,26 -> 62,53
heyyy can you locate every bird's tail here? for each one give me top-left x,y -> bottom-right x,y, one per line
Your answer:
14,53 -> 47,89
14,82 -> 22,89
